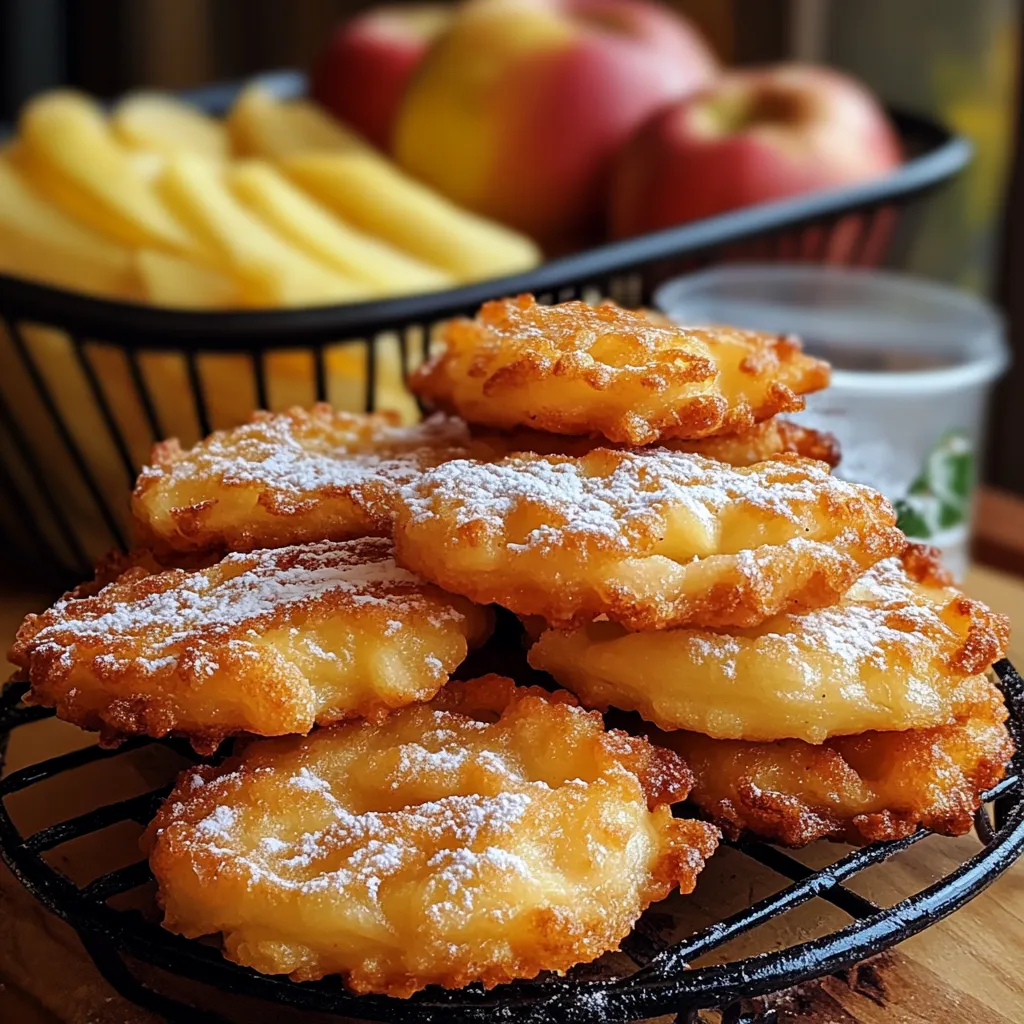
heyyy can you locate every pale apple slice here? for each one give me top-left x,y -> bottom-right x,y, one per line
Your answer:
228,160 -> 453,296
227,84 -> 369,159
128,150 -> 166,182
113,92 -> 229,161
0,154 -> 136,298
281,152 -> 540,282
17,91 -> 206,257
158,155 -> 372,307
227,85 -> 538,281
135,249 -> 243,309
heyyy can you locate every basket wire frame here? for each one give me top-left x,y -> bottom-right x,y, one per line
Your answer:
1,660 -> 1022,1024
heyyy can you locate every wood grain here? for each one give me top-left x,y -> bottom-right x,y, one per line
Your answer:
1,565 -> 1022,1023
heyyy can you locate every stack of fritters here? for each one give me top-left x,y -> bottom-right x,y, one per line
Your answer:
14,440 -> 719,992
415,293 -> 839,467
8,294 -> 1012,997
530,549 -> 1010,845
10,332 -> 727,993
131,405 -> 476,556
405,294 -> 1012,847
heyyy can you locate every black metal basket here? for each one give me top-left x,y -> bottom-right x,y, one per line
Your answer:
0,71 -> 971,583
1,659 -> 1022,1024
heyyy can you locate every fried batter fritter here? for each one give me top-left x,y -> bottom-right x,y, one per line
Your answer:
144,675 -> 719,993
472,416 -> 841,468
392,448 -> 903,630
11,538 -> 493,753
410,295 -> 830,444
658,680 -> 1013,846
132,405 -> 473,557
528,548 -> 1010,741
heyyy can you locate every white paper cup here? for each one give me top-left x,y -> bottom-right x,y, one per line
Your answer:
655,264 -> 1010,579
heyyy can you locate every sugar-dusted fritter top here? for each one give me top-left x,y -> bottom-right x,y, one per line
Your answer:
145,675 -> 719,994
661,678 -> 1012,847
132,405 -> 474,556
411,295 -> 830,444
11,537 -> 492,752
529,546 -> 1011,741
392,447 -> 904,630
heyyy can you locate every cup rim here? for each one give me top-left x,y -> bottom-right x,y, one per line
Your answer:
653,264 -> 1010,395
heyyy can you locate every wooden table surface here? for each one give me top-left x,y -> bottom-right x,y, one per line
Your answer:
1,566 -> 1022,1024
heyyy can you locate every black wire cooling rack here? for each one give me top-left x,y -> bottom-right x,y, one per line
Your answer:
1,659 -> 1023,1024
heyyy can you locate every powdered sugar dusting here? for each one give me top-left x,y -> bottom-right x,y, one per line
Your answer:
290,766 -> 334,793
189,778 -> 537,907
680,556 -> 962,675
160,693 -> 593,913
196,804 -> 236,838
796,555 -> 958,667
399,449 -> 866,553
24,537 -> 458,677
147,678 -> 716,987
141,410 -> 470,497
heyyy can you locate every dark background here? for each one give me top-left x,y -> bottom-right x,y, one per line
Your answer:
0,0 -> 790,118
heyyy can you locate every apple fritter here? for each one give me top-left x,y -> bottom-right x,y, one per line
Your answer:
392,447 -> 903,630
528,547 -> 1010,741
471,416 -> 841,468
410,294 -> 830,444
10,537 -> 493,753
658,680 -> 1013,846
132,405 -> 473,556
144,675 -> 719,994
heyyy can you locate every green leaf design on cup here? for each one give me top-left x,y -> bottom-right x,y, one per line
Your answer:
894,430 -> 973,540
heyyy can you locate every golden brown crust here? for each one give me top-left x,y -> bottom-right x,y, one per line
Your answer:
131,405 -> 473,557
659,679 -> 1013,847
901,542 -> 955,588
528,548 -> 1011,741
10,537 -> 493,753
392,447 -> 903,630
898,546 -> 1010,678
70,547 -> 221,596
144,675 -> 719,994
770,418 -> 842,467
411,295 -> 830,444
471,416 -> 841,469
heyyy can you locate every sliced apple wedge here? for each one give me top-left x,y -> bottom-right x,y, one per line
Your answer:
17,90 -> 205,257
0,154 -> 136,298
229,160 -> 452,295
228,85 -> 539,282
114,92 -> 229,161
227,85 -> 369,160
135,249 -> 243,309
281,151 -> 541,282
159,155 -> 372,307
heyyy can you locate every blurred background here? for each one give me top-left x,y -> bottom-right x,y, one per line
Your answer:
0,0 -> 1022,581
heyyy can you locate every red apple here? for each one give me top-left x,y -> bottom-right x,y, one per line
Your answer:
393,0 -> 718,250
609,64 -> 902,239
311,4 -> 453,151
